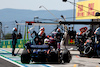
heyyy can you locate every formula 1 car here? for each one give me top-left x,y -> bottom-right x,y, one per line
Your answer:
21,43 -> 71,64
21,34 -> 72,64
20,22 -> 72,64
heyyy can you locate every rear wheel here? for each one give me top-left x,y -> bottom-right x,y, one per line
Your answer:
21,49 -> 31,64
62,49 -> 72,63
48,51 -> 58,62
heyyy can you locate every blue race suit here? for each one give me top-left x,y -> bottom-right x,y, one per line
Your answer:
95,27 -> 100,41
12,31 -> 17,55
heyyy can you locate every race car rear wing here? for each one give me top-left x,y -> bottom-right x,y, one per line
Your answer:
30,45 -> 49,49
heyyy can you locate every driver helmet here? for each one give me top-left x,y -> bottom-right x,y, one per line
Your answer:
44,38 -> 50,45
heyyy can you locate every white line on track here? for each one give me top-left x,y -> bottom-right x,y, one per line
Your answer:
0,56 -> 24,67
0,48 -> 54,67
46,64 -> 54,67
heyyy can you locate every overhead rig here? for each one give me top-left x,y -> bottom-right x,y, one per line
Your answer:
16,21 -> 60,26
16,21 -> 100,26
59,21 -> 100,25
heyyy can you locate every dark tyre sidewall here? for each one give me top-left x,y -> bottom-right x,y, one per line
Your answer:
21,49 -> 31,64
62,50 -> 72,63
84,46 -> 92,54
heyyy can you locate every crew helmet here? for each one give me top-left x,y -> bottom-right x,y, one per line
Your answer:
12,27 -> 17,31
40,27 -> 45,31
57,28 -> 60,32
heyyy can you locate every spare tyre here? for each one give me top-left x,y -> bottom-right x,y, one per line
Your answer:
84,46 -> 93,58
84,46 -> 92,54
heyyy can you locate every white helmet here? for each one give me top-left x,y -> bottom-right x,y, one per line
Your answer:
57,28 -> 60,32
12,27 -> 17,31
40,27 -> 45,31
44,38 -> 50,44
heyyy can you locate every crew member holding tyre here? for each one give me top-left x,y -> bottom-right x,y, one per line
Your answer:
76,27 -> 88,56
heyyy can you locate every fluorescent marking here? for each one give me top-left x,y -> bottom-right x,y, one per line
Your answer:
73,64 -> 78,67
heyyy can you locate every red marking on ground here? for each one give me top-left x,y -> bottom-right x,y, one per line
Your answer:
76,55 -> 80,58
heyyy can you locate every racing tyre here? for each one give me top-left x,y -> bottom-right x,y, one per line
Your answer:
48,51 -> 58,62
38,51 -> 46,62
21,49 -> 31,64
84,46 -> 93,58
62,49 -> 72,63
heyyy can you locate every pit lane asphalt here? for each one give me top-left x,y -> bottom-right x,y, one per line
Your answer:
0,57 -> 19,67
0,48 -> 100,67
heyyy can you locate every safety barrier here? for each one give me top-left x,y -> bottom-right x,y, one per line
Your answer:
1,39 -> 76,48
1,39 -> 29,48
